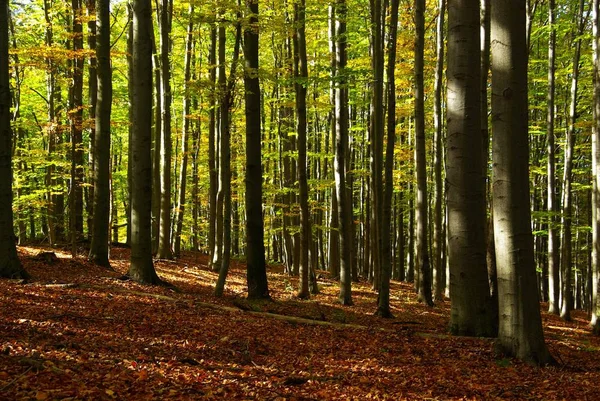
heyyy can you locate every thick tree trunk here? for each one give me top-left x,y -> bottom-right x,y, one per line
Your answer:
243,0 -> 269,299
447,0 -> 495,337
0,0 -> 28,279
128,0 -> 161,284
490,0 -> 553,365
88,0 -> 112,267
414,0 -> 433,306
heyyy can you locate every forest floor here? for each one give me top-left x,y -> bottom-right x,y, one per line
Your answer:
1,246 -> 599,400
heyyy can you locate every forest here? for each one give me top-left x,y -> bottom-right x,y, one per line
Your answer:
1,0 -> 600,398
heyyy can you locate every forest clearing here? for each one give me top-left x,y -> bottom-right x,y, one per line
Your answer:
1,246 -> 599,400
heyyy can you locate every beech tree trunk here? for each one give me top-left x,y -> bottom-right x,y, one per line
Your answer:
335,0 -> 352,306
173,5 -> 194,257
0,0 -> 28,279
414,0 -> 433,306
591,0 -> 600,335
294,0 -> 311,299
128,0 -> 161,284
88,0 -> 111,267
432,0 -> 445,302
156,0 -> 173,260
377,0 -> 399,318
447,0 -> 495,337
243,0 -> 269,299
490,0 -> 553,364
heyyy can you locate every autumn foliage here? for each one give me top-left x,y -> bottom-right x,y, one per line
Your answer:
1,247 -> 599,400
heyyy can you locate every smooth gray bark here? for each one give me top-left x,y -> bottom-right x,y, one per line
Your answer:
490,0 -> 553,364
88,0 -> 112,267
128,0 -> 161,284
447,0 -> 495,337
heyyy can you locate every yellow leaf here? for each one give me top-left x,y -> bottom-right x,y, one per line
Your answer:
105,389 -> 115,397
36,391 -> 49,400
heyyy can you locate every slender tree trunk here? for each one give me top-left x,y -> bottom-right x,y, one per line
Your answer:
335,0 -> 352,305
243,0 -> 269,299
215,16 -> 242,297
370,0 -> 384,293
490,0 -> 553,364
0,0 -> 28,279
156,0 -> 173,259
207,27 -> 217,267
560,0 -> 585,321
70,0 -> 85,254
128,0 -> 161,284
432,0 -> 445,302
86,0 -> 97,238
173,5 -> 194,257
414,0 -> 433,306
294,0 -> 311,299
126,3 -> 133,246
591,0 -> 600,335
377,0 -> 399,317
546,0 -> 560,316
88,0 -> 112,267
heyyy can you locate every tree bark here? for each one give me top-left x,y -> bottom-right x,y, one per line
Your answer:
490,0 -> 554,364
156,0 -> 173,260
447,0 -> 495,337
414,0 -> 433,306
591,0 -> 600,335
294,0 -> 311,299
0,0 -> 28,279
547,0 -> 560,315
128,0 -> 161,284
377,0 -> 399,318
432,0 -> 445,302
243,0 -> 269,299
88,0 -> 112,267
173,5 -> 194,257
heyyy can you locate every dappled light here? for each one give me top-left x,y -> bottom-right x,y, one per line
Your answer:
1,247 -> 600,399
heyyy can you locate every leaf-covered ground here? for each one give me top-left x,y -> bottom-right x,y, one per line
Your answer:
1,246 -> 599,400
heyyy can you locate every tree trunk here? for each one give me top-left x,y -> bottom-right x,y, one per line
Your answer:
243,0 -> 269,299
128,0 -> 161,285
490,0 -> 553,364
591,0 -> 600,335
215,16 -> 242,297
86,0 -> 97,239
370,0 -> 384,293
447,0 -> 495,337
294,0 -> 311,299
335,0 -> 352,306
560,0 -> 585,322
88,0 -> 112,267
156,0 -> 173,260
69,0 -> 85,254
414,0 -> 433,306
173,5 -> 194,257
432,0 -> 445,302
376,0 -> 399,318
0,0 -> 28,279
207,27 -> 217,267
